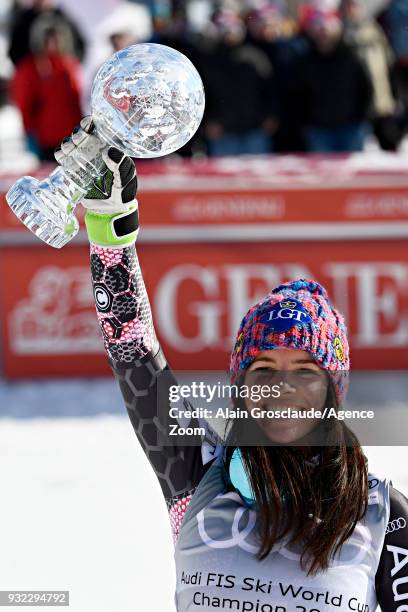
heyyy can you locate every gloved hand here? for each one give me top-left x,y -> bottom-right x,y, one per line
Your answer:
54,116 -> 139,247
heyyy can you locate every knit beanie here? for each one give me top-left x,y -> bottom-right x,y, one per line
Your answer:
229,278 -> 349,405
299,4 -> 341,33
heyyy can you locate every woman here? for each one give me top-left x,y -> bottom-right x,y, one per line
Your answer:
56,120 -> 408,611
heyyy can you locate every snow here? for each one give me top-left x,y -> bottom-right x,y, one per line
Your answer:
0,377 -> 407,611
0,377 -> 176,611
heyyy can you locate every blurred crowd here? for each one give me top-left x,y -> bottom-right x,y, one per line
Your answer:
0,0 -> 408,165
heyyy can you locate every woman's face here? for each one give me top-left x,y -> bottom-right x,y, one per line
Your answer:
243,349 -> 329,445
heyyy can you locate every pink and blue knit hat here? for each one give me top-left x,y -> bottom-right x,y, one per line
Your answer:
299,4 -> 341,32
229,278 -> 350,404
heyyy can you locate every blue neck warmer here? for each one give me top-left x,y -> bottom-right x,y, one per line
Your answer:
228,448 -> 255,506
228,447 -> 323,507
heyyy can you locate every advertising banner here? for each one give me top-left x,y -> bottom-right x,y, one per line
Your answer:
1,239 -> 407,377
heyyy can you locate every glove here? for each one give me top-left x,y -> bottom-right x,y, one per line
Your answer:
54,116 -> 139,247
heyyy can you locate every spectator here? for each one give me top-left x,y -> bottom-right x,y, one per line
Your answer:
81,1 -> 152,114
296,4 -> 373,152
11,15 -> 82,161
377,0 -> 408,136
378,0 -> 408,61
341,0 -> 401,151
245,2 -> 309,152
8,0 -> 85,66
149,6 -> 203,69
0,76 -> 38,171
199,9 -> 278,156
109,31 -> 137,53
150,11 -> 209,157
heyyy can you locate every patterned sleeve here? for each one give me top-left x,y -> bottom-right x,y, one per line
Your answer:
90,242 -> 224,543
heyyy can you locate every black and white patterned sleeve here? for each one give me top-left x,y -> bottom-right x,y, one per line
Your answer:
89,242 -> 224,542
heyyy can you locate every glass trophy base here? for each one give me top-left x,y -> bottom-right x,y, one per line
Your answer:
7,173 -> 82,249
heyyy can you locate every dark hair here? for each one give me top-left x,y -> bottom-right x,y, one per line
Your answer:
223,377 -> 369,576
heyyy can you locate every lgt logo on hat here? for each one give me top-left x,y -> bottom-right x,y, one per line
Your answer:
260,299 -> 312,332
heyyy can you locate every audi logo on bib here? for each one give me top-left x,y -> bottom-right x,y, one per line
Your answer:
386,517 -> 407,534
196,491 -> 374,566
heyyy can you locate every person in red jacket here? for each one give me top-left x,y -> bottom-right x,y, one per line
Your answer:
11,15 -> 82,161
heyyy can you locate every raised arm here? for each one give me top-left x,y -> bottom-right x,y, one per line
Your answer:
89,242 -> 223,520
55,119 -> 224,542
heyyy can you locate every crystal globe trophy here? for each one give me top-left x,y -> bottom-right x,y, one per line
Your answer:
6,43 -> 205,248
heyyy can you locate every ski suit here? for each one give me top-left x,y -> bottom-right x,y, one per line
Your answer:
90,241 -> 408,612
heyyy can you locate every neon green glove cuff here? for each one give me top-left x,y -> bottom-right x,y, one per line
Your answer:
84,204 -> 139,247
